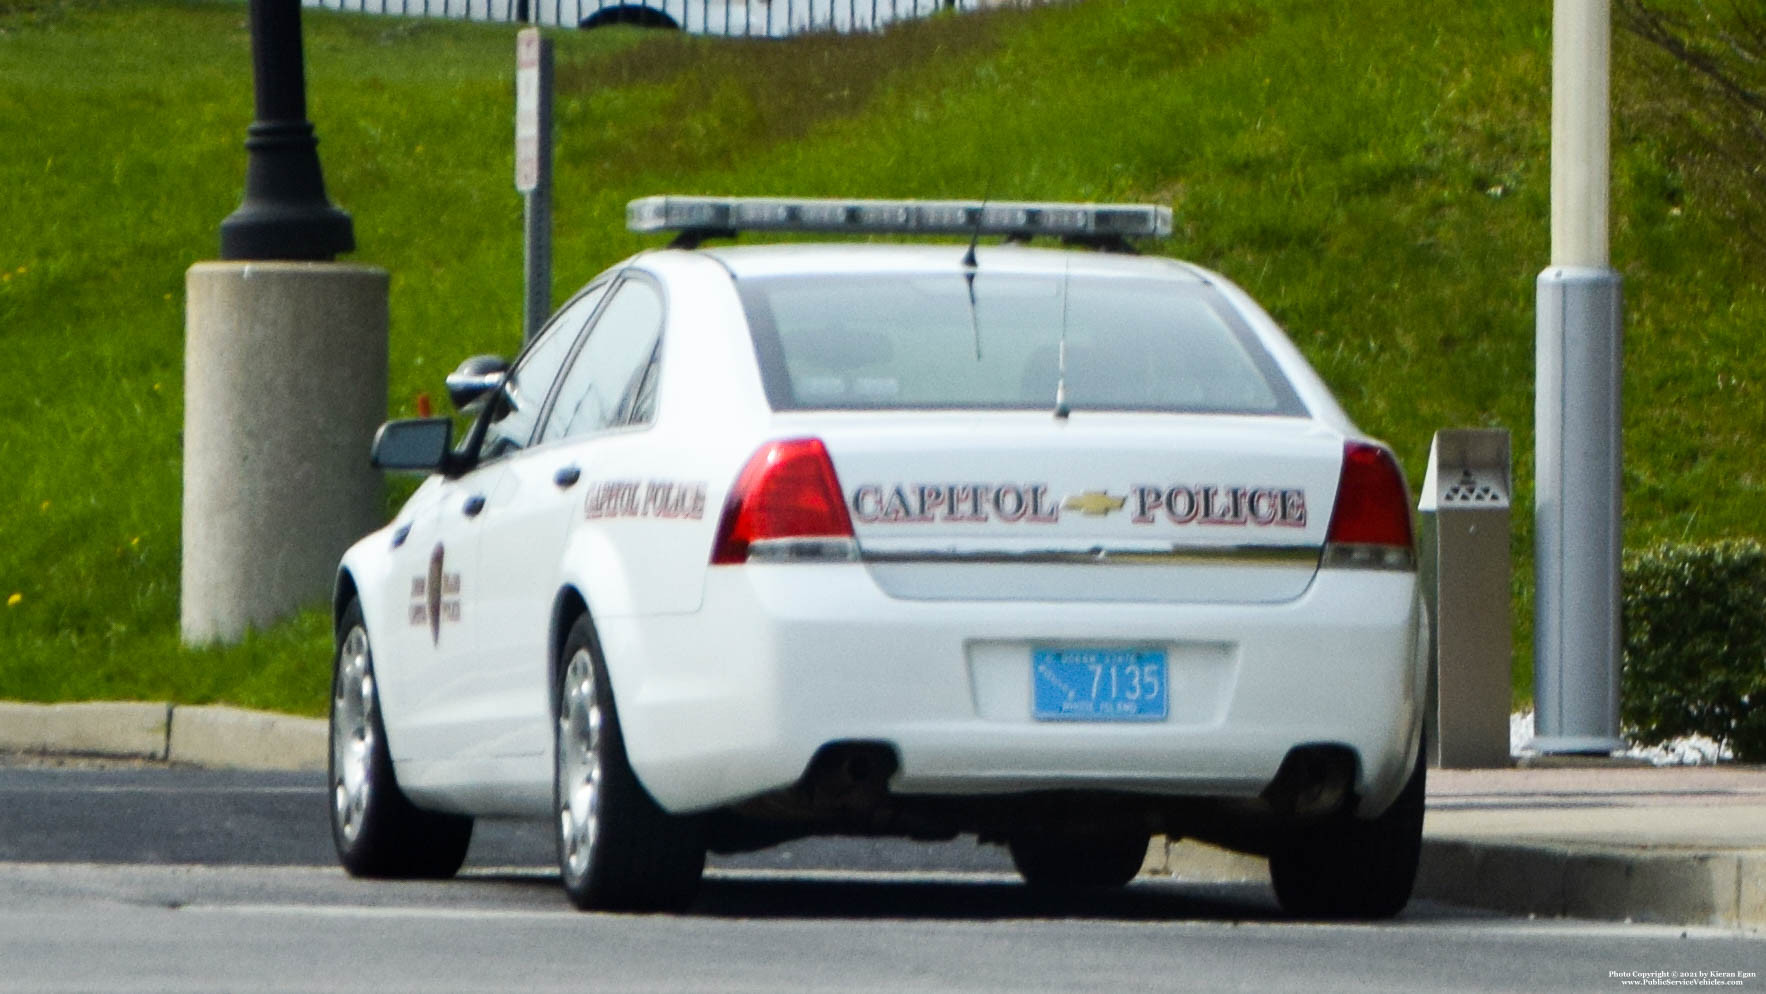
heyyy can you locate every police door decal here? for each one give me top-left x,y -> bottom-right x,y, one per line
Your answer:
410,543 -> 464,645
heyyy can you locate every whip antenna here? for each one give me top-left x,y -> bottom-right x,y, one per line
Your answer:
1055,257 -> 1071,421
962,187 -> 989,361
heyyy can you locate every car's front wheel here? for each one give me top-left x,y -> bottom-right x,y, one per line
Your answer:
329,598 -> 473,879
1008,828 -> 1151,891
554,614 -> 705,911
1268,747 -> 1426,920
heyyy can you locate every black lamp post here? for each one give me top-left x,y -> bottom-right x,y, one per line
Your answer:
219,0 -> 354,261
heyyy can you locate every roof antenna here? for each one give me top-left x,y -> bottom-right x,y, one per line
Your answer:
962,203 -> 983,271
963,183 -> 990,361
1054,257 -> 1072,421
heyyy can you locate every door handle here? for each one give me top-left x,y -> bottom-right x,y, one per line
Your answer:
554,465 -> 582,489
462,494 -> 487,518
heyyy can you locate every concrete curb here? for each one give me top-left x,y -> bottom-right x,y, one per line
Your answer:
167,705 -> 328,772
0,701 -> 324,771
1144,838 -> 1266,883
1418,838 -> 1766,929
1147,835 -> 1764,930
0,702 -> 171,760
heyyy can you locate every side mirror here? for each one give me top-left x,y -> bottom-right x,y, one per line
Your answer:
370,417 -> 454,473
445,354 -> 510,412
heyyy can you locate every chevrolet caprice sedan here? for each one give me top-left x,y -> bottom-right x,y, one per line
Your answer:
329,196 -> 1429,918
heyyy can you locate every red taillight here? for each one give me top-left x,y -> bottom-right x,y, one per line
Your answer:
711,438 -> 856,565
1325,441 -> 1415,556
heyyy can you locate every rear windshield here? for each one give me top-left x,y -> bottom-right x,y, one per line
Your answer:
737,272 -> 1305,415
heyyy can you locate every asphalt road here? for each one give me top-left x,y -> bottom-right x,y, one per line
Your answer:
2,759 -> 1760,993
0,761 -> 1013,872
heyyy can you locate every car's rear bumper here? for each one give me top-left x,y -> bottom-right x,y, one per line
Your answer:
599,563 -> 1427,820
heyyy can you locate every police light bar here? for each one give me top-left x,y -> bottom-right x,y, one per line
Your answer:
627,196 -> 1174,242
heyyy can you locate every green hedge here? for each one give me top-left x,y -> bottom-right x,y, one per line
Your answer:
1622,540 -> 1766,762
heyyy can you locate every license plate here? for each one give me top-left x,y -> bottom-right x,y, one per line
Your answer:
1032,648 -> 1168,722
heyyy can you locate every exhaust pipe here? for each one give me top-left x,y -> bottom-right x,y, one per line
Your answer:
1262,745 -> 1357,818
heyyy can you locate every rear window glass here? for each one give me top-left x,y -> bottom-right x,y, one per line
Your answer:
737,273 -> 1304,415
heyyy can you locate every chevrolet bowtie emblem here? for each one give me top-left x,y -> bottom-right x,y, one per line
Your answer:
1063,491 -> 1127,517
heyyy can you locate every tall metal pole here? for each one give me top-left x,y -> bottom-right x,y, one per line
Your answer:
1533,0 -> 1627,754
219,0 -> 354,261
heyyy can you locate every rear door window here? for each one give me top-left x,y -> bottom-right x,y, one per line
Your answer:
737,273 -> 1304,416
539,277 -> 665,443
478,281 -> 610,461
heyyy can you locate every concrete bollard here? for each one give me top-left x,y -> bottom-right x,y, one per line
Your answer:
181,261 -> 388,645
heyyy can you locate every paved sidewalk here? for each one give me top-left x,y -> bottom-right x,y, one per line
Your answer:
1419,766 -> 1766,929
3,700 -> 1762,928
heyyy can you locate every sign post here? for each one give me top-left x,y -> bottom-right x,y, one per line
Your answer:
516,27 -> 553,343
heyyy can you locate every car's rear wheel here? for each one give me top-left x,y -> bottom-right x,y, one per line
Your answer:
1268,746 -> 1426,920
329,598 -> 473,879
555,614 -> 705,911
1008,828 -> 1151,891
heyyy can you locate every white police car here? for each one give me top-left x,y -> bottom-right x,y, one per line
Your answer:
329,196 -> 1429,918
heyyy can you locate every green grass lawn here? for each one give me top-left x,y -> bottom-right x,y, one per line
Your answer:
2,0 -> 1759,716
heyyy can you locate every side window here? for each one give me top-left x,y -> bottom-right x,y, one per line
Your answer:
479,283 -> 610,460
539,279 -> 664,443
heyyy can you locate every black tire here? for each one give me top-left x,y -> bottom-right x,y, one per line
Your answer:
1268,746 -> 1426,920
554,614 -> 705,911
1008,828 -> 1151,892
328,598 -> 473,879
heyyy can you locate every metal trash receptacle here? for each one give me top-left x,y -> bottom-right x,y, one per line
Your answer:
1417,429 -> 1513,769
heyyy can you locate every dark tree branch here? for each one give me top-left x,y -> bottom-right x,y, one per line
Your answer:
1621,0 -> 1766,118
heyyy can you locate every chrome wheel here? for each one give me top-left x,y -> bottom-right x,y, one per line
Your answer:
557,647 -> 603,883
328,599 -> 472,879
553,614 -> 704,910
331,624 -> 375,846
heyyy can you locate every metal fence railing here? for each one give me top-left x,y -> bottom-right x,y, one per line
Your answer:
302,0 -> 1040,38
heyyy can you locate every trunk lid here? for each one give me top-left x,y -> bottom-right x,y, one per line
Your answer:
800,412 -> 1344,604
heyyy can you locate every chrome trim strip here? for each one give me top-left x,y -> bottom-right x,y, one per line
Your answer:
1319,543 -> 1417,572
858,544 -> 1323,568
746,538 -> 862,563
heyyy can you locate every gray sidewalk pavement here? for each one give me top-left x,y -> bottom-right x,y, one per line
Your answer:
1417,766 -> 1766,929
3,700 -> 1762,929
